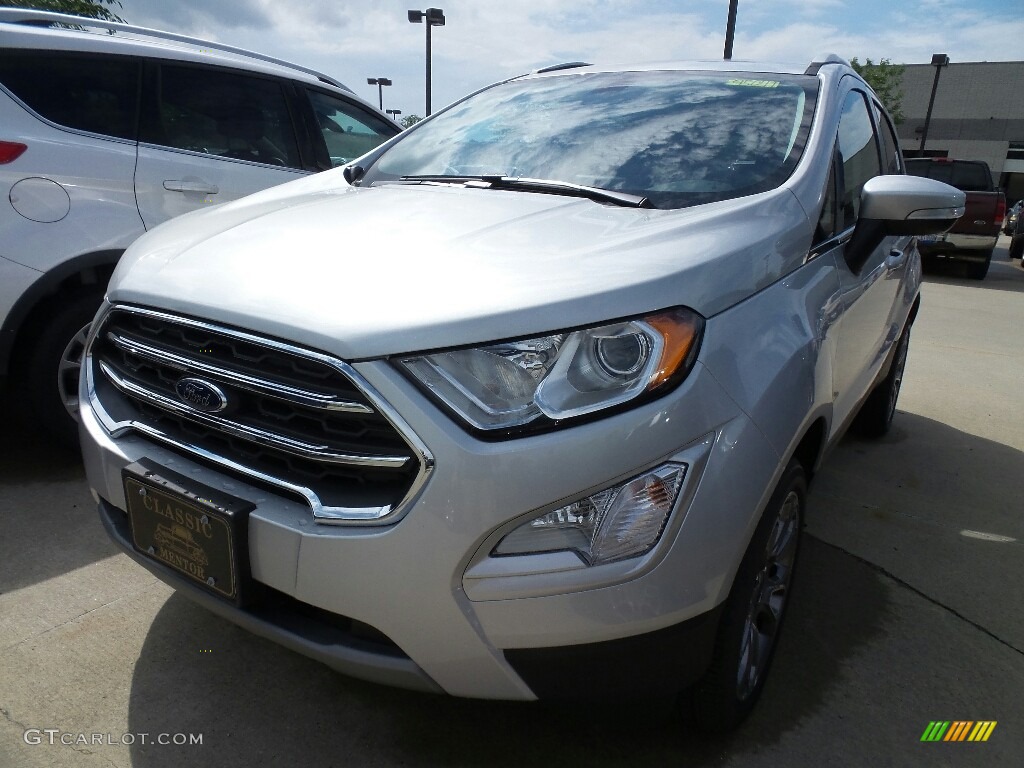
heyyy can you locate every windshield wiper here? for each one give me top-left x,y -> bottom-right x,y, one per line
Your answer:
397,175 -> 652,209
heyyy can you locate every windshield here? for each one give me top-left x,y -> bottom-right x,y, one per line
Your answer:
363,70 -> 819,209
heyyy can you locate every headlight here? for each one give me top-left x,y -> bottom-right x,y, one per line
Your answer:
397,308 -> 703,434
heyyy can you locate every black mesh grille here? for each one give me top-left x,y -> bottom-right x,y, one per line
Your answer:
90,307 -> 420,514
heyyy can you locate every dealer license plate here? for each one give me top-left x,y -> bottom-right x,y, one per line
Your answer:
123,462 -> 253,603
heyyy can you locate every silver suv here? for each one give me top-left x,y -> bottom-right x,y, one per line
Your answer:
80,56 -> 963,731
0,9 -> 397,442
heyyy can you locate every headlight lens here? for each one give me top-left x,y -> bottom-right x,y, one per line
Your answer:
397,308 -> 702,433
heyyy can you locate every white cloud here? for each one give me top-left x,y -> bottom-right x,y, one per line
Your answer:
118,0 -> 1024,117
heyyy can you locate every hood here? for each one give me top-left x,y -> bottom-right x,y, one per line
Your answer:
109,179 -> 813,360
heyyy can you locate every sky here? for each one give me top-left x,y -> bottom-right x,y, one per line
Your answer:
117,0 -> 1024,120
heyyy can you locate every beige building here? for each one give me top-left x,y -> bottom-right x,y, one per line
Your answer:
896,60 -> 1024,203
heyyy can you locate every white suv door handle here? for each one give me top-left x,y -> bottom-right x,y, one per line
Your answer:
163,180 -> 219,195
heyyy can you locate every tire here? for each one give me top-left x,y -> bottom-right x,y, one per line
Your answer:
966,251 -> 991,280
856,324 -> 911,438
686,459 -> 805,734
16,291 -> 104,448
1009,236 -> 1024,262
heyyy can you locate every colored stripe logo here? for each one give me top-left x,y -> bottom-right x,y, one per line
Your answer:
921,721 -> 997,742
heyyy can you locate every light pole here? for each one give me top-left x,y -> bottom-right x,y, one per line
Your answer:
366,77 -> 392,111
408,7 -> 445,116
386,109 -> 403,125
724,0 -> 739,60
918,53 -> 949,156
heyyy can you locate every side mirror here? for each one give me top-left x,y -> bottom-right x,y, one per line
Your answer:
343,164 -> 365,185
846,175 -> 965,273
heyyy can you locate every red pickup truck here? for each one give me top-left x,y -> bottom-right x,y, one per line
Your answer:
905,158 -> 1006,280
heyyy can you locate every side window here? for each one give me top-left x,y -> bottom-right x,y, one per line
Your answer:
307,90 -> 397,167
0,52 -> 139,140
815,161 -> 838,243
836,90 -> 882,229
872,102 -> 902,174
142,65 -> 301,169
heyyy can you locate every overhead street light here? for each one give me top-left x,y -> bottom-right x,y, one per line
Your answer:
408,7 -> 445,116
918,53 -> 949,155
366,77 -> 392,111
386,109 -> 403,124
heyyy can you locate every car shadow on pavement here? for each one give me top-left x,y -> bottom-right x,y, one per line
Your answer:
0,383 -> 85,484
922,256 -> 1024,293
121,535 -> 889,768
0,386 -> 118,594
808,410 -> 1024,653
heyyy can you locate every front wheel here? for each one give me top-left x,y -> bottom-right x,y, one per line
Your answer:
856,324 -> 911,438
965,249 -> 992,280
686,459 -> 805,733
1009,236 -> 1024,262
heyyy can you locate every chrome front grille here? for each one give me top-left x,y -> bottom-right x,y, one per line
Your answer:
87,305 -> 432,523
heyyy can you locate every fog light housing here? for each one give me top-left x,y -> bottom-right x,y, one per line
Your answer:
494,463 -> 687,566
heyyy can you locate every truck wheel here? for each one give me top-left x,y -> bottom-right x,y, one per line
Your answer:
1009,236 -> 1024,262
966,250 -> 992,280
17,291 -> 104,448
686,459 -> 804,734
856,324 -> 911,438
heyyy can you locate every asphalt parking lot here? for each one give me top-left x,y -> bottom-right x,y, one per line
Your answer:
1,242 -> 1022,768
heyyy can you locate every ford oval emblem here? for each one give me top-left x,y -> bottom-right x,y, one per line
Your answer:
174,377 -> 228,413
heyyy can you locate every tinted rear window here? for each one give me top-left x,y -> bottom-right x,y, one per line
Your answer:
141,65 -> 301,169
0,52 -> 139,140
905,160 -> 992,192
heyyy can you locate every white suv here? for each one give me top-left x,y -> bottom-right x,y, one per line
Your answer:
0,9 -> 398,442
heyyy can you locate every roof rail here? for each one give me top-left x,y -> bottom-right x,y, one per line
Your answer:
804,53 -> 851,75
0,8 -> 351,92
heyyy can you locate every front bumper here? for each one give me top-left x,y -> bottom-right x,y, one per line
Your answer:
81,347 -> 781,700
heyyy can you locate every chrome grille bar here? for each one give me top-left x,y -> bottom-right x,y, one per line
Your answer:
106,331 -> 373,413
87,304 -> 434,524
99,360 -> 410,469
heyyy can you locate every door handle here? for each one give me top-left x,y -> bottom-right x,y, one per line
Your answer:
163,180 -> 220,195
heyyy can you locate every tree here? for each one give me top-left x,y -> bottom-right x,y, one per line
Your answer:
4,0 -> 124,22
850,57 -> 905,124
400,114 -> 423,129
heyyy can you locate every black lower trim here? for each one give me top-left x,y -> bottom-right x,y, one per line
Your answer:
504,606 -> 722,700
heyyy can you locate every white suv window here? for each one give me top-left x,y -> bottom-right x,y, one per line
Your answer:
143,65 -> 302,169
0,51 -> 139,140
307,90 -> 396,167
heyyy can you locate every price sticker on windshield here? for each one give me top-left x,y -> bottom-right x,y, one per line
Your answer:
725,78 -> 781,88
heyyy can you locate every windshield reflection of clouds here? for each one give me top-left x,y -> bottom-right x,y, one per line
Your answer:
376,72 -> 818,209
